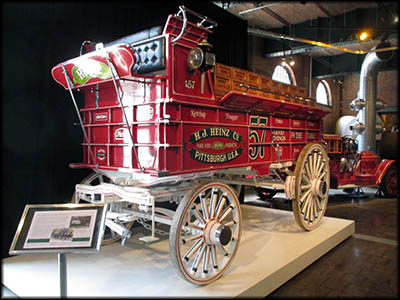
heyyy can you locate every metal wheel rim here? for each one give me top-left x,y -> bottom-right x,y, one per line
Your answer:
73,172 -> 134,245
169,182 -> 242,285
293,143 -> 330,231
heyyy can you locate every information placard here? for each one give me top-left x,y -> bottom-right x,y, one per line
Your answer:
9,203 -> 108,255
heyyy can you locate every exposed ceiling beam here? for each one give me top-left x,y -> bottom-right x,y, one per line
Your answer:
313,2 -> 332,18
238,1 -> 285,15
304,26 -> 397,31
248,28 -> 398,57
260,6 -> 291,26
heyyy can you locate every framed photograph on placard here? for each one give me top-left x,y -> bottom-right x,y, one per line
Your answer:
9,203 -> 108,255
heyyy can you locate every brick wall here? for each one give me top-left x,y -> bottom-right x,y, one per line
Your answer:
341,70 -> 398,116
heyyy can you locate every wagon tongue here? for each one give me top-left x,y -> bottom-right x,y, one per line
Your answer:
219,91 -> 331,119
51,45 -> 138,90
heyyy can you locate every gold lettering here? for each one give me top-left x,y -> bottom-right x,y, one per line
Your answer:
194,131 -> 201,142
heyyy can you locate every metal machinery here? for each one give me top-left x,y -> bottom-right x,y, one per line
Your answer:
52,6 -> 337,284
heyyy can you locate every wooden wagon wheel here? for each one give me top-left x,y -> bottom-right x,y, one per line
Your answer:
292,143 -> 330,231
72,172 -> 135,245
169,181 -> 242,285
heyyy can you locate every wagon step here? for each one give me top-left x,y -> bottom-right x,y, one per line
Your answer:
269,161 -> 293,169
139,236 -> 160,243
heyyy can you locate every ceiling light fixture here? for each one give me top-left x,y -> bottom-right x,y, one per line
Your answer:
357,28 -> 372,41
359,31 -> 369,41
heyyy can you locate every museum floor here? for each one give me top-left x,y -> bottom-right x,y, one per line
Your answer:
2,187 -> 398,298
251,187 -> 398,298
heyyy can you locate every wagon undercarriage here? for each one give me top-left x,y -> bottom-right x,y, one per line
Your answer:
73,139 -> 330,283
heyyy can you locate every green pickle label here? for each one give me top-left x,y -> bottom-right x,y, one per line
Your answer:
72,59 -> 111,85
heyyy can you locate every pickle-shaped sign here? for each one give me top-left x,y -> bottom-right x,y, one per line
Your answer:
71,59 -> 112,85
187,127 -> 243,164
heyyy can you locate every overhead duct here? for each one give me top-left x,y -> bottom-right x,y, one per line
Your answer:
355,41 -> 394,153
248,28 -> 398,57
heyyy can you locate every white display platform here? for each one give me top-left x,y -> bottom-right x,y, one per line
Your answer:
2,205 -> 354,297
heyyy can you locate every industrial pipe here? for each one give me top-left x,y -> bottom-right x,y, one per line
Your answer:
356,42 -> 394,153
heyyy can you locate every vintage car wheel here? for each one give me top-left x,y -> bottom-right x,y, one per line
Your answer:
343,188 -> 356,194
72,172 -> 135,245
231,184 -> 245,204
255,187 -> 278,200
292,143 -> 330,231
169,181 -> 242,285
380,165 -> 398,197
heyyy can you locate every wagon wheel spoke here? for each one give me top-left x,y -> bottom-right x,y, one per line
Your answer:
200,194 -> 210,221
293,144 -> 330,231
209,187 -> 218,219
170,182 -> 242,285
202,246 -> 211,274
215,192 -> 228,220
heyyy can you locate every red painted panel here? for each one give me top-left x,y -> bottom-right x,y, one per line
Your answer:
290,119 -> 305,129
307,131 -> 320,142
219,111 -> 246,124
181,106 -> 217,123
291,130 -> 306,143
307,120 -> 320,130
291,145 -> 304,160
271,116 -> 289,128
271,129 -> 290,143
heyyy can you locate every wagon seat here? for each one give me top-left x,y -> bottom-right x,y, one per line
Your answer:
104,25 -> 166,75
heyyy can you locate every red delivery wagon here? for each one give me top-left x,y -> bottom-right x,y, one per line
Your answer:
52,6 -> 333,285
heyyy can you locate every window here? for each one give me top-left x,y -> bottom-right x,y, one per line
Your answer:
272,62 -> 296,85
316,80 -> 331,106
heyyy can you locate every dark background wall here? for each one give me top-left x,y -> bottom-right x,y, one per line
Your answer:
2,2 -> 247,259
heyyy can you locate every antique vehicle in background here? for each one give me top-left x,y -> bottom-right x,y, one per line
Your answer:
323,133 -> 397,198
52,5 -> 356,285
